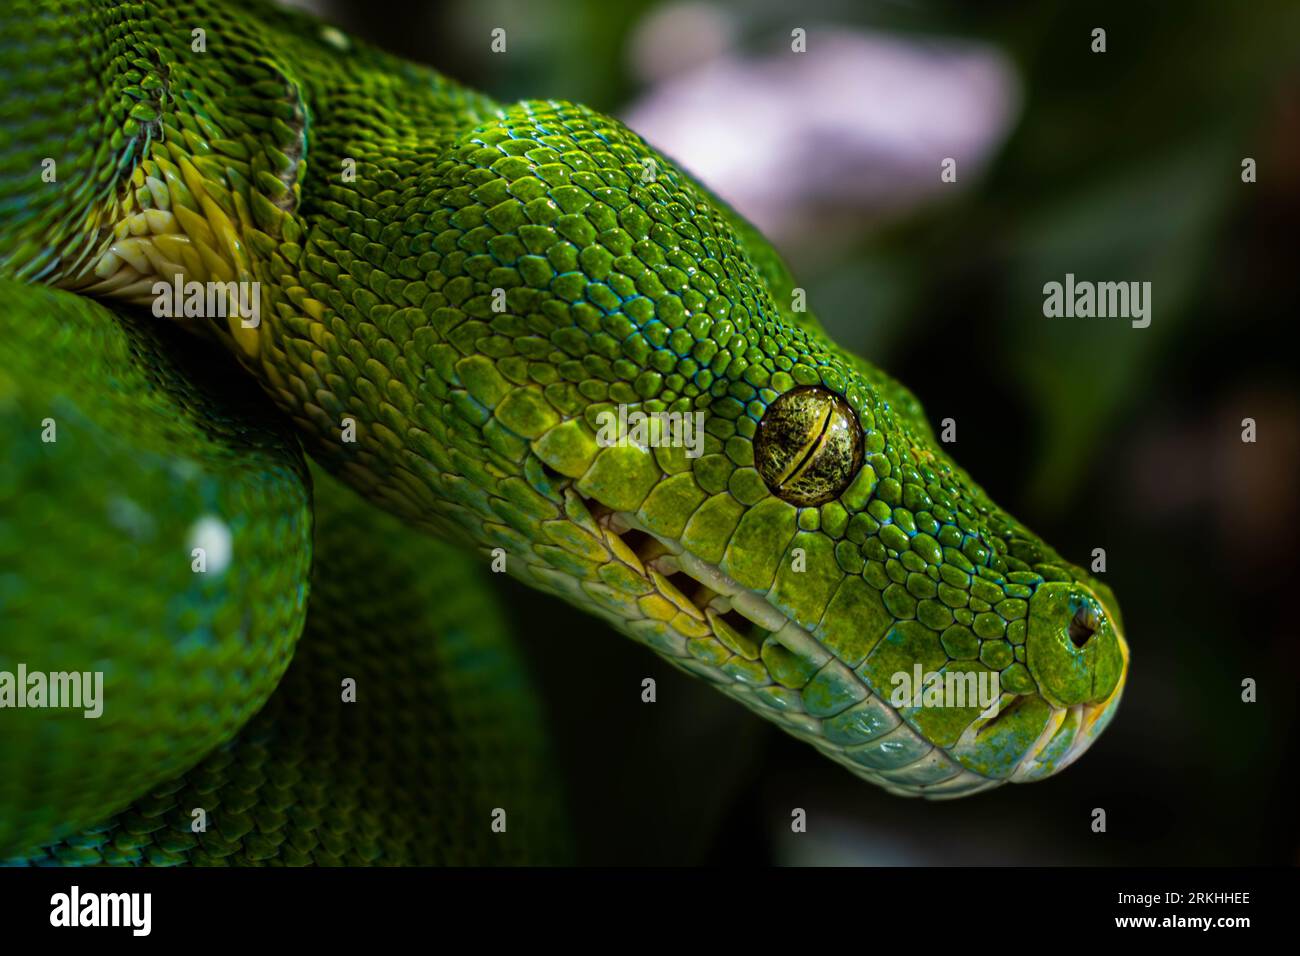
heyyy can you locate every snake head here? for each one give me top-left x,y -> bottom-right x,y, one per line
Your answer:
722,371 -> 1131,796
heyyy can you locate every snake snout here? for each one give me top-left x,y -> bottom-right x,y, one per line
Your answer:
1007,581 -> 1128,781
1025,582 -> 1125,709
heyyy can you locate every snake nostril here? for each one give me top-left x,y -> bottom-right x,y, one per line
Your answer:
1068,607 -> 1095,648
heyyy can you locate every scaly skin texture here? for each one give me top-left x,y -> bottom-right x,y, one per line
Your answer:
11,465 -> 571,866
0,280 -> 312,857
1,0 -> 1127,814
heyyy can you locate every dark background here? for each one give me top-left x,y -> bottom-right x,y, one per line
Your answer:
285,0 -> 1299,864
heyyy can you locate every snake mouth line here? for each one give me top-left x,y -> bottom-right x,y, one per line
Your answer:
581,495 -> 809,660
606,517 -> 782,657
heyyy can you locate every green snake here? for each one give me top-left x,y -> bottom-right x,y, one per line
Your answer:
0,0 -> 1128,864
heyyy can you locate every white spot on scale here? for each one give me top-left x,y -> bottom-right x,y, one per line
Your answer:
319,25 -> 350,51
188,515 -> 232,575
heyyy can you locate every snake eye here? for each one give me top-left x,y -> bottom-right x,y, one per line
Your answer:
754,385 -> 863,507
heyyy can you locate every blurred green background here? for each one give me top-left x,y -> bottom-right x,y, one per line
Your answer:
287,0 -> 1299,864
